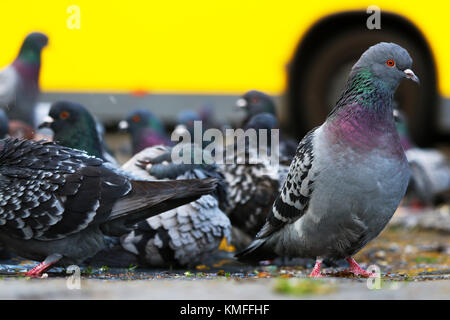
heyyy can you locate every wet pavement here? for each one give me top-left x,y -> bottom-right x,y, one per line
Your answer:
0,205 -> 448,299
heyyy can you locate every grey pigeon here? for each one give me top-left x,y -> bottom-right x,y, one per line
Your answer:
0,32 -> 48,127
0,138 -> 217,276
119,144 -> 231,267
236,42 -> 419,277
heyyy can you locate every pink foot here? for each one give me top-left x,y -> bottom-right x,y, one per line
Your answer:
345,257 -> 374,278
309,259 -> 324,278
24,254 -> 62,278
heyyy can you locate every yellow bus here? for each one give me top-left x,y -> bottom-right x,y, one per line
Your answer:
1,1 -> 449,144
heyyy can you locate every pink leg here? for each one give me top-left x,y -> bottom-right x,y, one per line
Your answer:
309,258 -> 324,278
24,253 -> 62,278
345,257 -> 374,278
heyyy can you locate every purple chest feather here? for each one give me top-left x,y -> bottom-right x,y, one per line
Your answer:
325,105 -> 404,159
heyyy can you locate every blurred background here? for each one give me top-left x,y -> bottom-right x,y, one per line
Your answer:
1,0 -> 449,146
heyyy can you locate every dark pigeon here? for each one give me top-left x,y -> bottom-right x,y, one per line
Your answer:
0,138 -> 217,276
41,107 -> 231,268
236,90 -> 276,124
236,42 -> 418,277
0,32 -> 48,127
39,101 -> 117,165
236,90 -> 298,159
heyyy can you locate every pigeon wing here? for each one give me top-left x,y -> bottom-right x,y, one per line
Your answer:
256,128 -> 318,239
0,139 -> 131,240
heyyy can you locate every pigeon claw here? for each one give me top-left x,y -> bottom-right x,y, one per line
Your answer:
308,258 -> 325,278
345,257 -> 374,278
24,253 -> 62,278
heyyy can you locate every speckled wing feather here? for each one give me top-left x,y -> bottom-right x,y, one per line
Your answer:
121,193 -> 231,267
0,138 -> 131,241
0,139 -> 217,243
221,146 -> 285,237
256,128 -> 317,239
120,144 -> 231,267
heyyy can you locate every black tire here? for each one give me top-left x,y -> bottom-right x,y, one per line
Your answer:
287,27 -> 437,146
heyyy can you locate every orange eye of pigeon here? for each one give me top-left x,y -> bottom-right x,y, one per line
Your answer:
60,111 -> 69,120
132,115 -> 141,123
386,59 -> 395,67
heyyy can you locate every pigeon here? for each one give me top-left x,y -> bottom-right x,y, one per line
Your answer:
118,144 -> 231,267
119,108 -> 172,154
39,101 -> 117,165
236,90 -> 276,124
0,138 -> 217,276
221,113 -> 289,249
41,109 -> 231,268
0,32 -> 48,127
236,90 -> 298,159
236,42 -> 419,277
394,108 -> 450,205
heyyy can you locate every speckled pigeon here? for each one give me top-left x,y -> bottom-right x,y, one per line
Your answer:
236,42 -> 419,277
221,113 -> 289,250
0,32 -> 48,127
119,108 -> 172,154
0,138 -> 218,276
118,144 -> 231,267
39,101 -> 118,165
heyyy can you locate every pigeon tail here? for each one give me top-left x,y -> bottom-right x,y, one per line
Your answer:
101,178 -> 218,236
234,238 -> 276,263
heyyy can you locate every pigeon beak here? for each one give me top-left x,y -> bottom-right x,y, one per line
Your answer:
236,98 -> 247,108
38,116 -> 54,129
393,109 -> 401,122
173,124 -> 188,136
404,69 -> 419,84
118,120 -> 129,131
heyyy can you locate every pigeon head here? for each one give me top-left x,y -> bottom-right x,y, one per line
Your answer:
242,113 -> 280,151
119,109 -> 165,135
236,90 -> 276,118
119,109 -> 169,153
244,112 -> 279,131
350,42 -> 419,92
39,101 -> 103,158
16,32 -> 48,64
